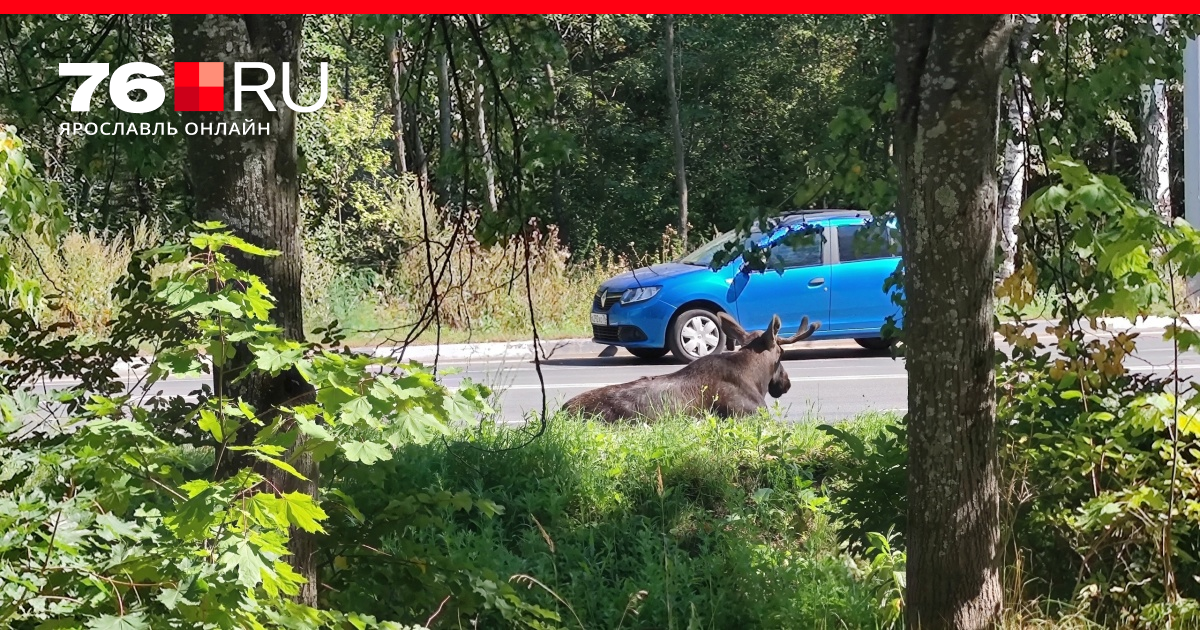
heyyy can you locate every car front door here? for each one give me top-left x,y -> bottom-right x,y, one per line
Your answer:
729,222 -> 832,337
828,219 -> 902,332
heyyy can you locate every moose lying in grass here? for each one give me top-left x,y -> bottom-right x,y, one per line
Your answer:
563,312 -> 819,422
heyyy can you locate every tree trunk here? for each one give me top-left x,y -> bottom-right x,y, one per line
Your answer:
171,14 -> 319,608
342,20 -> 353,101
545,62 -> 563,224
892,15 -> 1015,630
471,17 -> 498,217
997,16 -> 1035,281
664,14 -> 689,245
411,107 -> 430,193
1141,14 -> 1171,220
388,30 -> 408,175
437,50 -> 453,208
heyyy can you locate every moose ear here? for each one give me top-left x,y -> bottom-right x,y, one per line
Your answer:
717,312 -> 749,345
763,315 -> 782,349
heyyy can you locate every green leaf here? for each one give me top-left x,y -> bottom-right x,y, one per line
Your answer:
165,486 -> 222,540
393,407 -> 450,445
157,587 -> 189,611
222,541 -> 270,589
328,488 -> 365,522
262,559 -> 305,598
253,454 -> 308,481
94,512 -> 139,540
254,344 -> 304,373
198,409 -> 227,442
450,490 -> 474,512
246,493 -> 288,529
281,491 -> 328,533
342,440 -> 392,465
340,396 -> 375,424
86,613 -> 149,630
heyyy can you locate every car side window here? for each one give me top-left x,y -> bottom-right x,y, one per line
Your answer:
837,223 -> 899,263
767,232 -> 823,269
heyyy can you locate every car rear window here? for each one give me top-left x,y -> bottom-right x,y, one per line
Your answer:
837,223 -> 901,262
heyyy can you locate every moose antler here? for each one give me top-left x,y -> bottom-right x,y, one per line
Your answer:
777,316 -> 821,344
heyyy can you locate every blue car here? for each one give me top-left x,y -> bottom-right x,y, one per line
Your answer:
589,209 -> 903,362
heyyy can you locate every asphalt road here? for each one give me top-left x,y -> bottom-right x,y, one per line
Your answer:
442,332 -> 1200,423
38,332 -> 1200,425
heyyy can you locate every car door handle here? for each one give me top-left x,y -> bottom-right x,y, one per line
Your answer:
808,277 -> 825,287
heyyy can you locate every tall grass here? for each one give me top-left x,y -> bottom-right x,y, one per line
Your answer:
0,219 -> 161,339
304,221 -> 627,345
3,213 -> 631,346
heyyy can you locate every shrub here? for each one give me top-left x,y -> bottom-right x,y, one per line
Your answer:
1,129 -> 518,629
820,419 -> 908,551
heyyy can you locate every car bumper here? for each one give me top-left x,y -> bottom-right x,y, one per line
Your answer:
589,297 -> 676,348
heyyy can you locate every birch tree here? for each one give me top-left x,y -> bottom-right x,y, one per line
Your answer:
997,15 -> 1036,281
1141,14 -> 1171,219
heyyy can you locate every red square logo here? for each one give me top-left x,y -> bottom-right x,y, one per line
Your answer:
174,62 -> 224,112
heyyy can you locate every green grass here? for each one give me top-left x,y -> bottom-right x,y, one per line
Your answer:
325,412 -> 906,629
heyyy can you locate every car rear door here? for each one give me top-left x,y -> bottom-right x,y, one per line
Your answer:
827,218 -> 902,332
729,222 -> 832,337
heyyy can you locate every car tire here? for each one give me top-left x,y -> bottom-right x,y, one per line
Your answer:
855,337 -> 895,351
627,347 -> 669,360
668,308 -> 726,363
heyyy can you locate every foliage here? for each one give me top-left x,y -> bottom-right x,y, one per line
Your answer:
1024,15 -> 1200,201
0,15 -> 189,231
819,421 -> 908,552
0,128 -> 513,629
548,15 -> 893,257
997,155 -> 1200,626
325,412 -> 907,629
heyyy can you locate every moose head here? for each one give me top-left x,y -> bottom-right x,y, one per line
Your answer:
716,312 -> 820,400
562,312 -> 821,423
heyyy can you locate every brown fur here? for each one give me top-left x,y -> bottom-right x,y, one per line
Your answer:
562,313 -> 820,422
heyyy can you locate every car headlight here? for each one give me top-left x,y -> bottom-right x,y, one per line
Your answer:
621,286 -> 661,305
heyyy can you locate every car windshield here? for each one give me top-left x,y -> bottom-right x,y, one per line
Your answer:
678,229 -> 764,267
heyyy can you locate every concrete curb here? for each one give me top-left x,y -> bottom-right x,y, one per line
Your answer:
368,338 -> 602,362
1016,315 -> 1200,334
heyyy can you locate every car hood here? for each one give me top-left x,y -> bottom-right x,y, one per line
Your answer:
600,262 -> 710,292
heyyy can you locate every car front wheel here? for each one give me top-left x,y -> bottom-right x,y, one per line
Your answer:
668,309 -> 726,362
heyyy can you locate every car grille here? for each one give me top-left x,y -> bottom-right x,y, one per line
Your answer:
592,324 -> 620,342
593,290 -> 622,311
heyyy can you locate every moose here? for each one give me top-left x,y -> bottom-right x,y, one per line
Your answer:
562,312 -> 820,423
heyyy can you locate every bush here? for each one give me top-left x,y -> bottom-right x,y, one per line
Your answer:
820,419 -> 908,551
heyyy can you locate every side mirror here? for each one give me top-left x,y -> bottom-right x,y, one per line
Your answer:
727,266 -> 750,301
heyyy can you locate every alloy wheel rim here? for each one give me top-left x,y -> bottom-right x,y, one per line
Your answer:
680,315 -> 720,357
